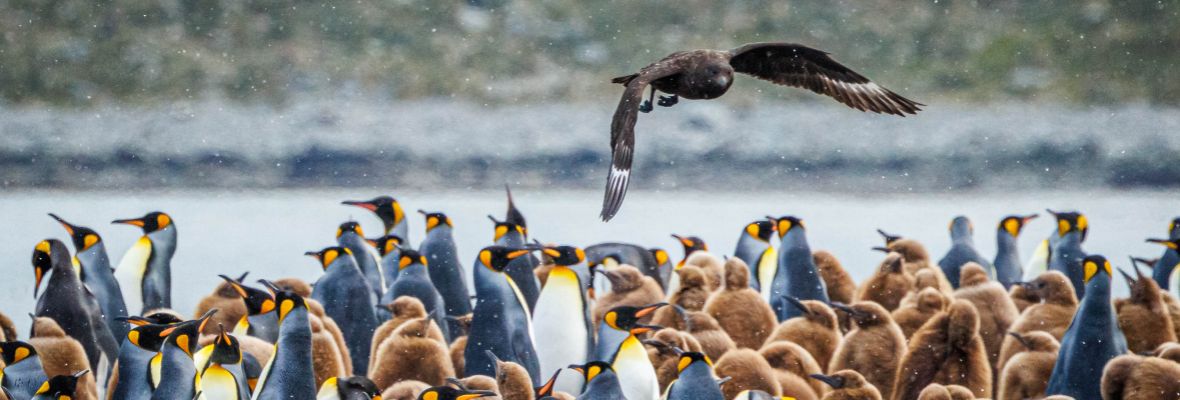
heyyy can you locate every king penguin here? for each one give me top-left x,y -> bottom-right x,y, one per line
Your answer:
110,314 -> 177,399
252,280 -> 317,400
381,249 -> 451,343
465,246 -> 541,385
937,216 -> 993,288
195,326 -> 250,400
151,309 -> 215,400
532,245 -> 594,395
336,221 -> 385,302
342,196 -> 410,243
1148,233 -> 1180,293
48,214 -> 129,342
1,341 -> 48,400
607,320 -> 660,400
370,234 -> 405,296
1045,255 -> 1128,399
993,214 -> 1037,290
30,369 -> 88,400
112,211 -> 177,314
219,275 -> 279,343
307,246 -> 379,375
591,303 -> 666,363
568,361 -> 627,400
768,216 -> 829,321
490,219 -> 541,313
651,248 -> 674,291
30,239 -> 118,383
733,219 -> 778,298
1045,210 -> 1089,298
665,352 -> 726,400
418,210 -> 473,340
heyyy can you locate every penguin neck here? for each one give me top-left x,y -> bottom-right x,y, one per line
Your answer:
996,231 -> 1019,257
1055,231 -> 1082,249
1153,250 -> 1179,289
278,307 -> 311,345
424,226 -> 453,242
779,229 -> 811,254
1077,277 -> 1113,322
951,230 -> 973,245
474,267 -> 513,300
325,258 -> 364,278
496,232 -> 526,247
680,362 -> 714,381
392,220 -> 409,242
400,264 -> 429,278
586,370 -> 624,395
147,226 -> 178,259
76,243 -> 113,276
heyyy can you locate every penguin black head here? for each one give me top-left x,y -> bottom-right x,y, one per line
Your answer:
342,196 -> 404,232
1170,217 -> 1180,239
48,213 -> 103,252
489,216 -> 527,242
416,385 -> 496,400
31,239 -> 70,299
999,214 -> 1038,237
649,248 -> 671,266
567,361 -> 615,383
535,369 -> 562,399
419,210 -> 453,232
767,216 -> 805,238
323,376 -> 382,399
399,249 -> 429,270
112,211 -> 173,234
219,275 -> 276,316
260,279 -> 308,324
477,246 -> 532,272
671,234 -> 708,256
744,220 -> 776,242
160,309 -> 217,357
34,369 -> 89,400
676,351 -> 713,373
539,245 -> 585,266
209,324 -> 242,364
1047,209 -> 1088,241
0,340 -> 37,365
603,303 -> 667,332
948,216 -> 973,238
123,320 -> 173,352
336,221 -> 365,239
305,246 -> 353,271
368,234 -> 404,257
876,229 -> 902,246
504,185 -> 527,228
1147,237 -> 1180,251
1082,255 -> 1112,284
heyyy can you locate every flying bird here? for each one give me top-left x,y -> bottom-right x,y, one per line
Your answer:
600,42 -> 924,221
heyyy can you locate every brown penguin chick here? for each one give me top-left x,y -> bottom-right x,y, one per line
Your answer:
1152,342 -> 1180,364
684,251 -> 725,292
449,314 -> 474,376
829,301 -> 906,399
953,262 -> 1019,373
887,239 -> 954,296
459,375 -> 499,392
909,268 -> 954,300
812,370 -> 883,400
1114,266 -> 1178,354
1161,292 -> 1180,341
370,296 -> 433,368
705,258 -> 778,349
1101,354 -> 1180,400
368,316 -> 455,389
760,341 -> 828,398
685,311 -> 736,361
763,298 -> 841,369
892,287 -> 949,340
776,373 -> 821,400
645,328 -> 704,389
381,379 -> 431,400
716,348 -> 782,399
28,317 -> 97,400
273,277 -> 313,298
857,253 -> 915,312
652,265 -> 711,329
491,353 -> 534,400
1008,282 -> 1038,313
996,271 -> 1077,373
814,250 -> 856,305
892,299 -> 992,400
997,331 -> 1059,400
308,313 -> 347,388
915,383 -> 975,400
307,298 -> 354,375
593,264 -> 666,326
193,277 -> 248,335
0,311 -> 16,341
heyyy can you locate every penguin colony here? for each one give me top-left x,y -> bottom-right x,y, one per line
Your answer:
5,196 -> 1180,400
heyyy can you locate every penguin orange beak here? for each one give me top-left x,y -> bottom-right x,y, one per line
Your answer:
629,324 -> 661,336
341,199 -> 378,211
112,217 -> 146,227
1022,214 -> 1039,224
456,391 -> 497,400
634,303 -> 668,318
1147,238 -> 1179,250
48,213 -> 77,236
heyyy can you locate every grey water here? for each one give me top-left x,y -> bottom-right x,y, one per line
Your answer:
2,188 -> 1175,334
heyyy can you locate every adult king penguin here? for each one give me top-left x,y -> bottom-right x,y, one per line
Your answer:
1045,210 -> 1089,297
665,352 -> 727,400
993,214 -> 1037,290
769,216 -> 829,321
30,240 -> 118,383
111,314 -> 178,399
336,221 -> 385,302
1045,255 -> 1128,399
937,216 -> 992,288
342,196 -> 410,242
30,370 -> 88,400
370,234 -> 405,294
606,319 -> 660,400
151,310 -> 216,400
568,361 -> 627,400
733,219 -> 777,297
381,249 -> 450,343
1148,225 -> 1180,292
465,246 -> 541,385
532,245 -> 593,395
307,246 -> 379,375
490,188 -> 542,312
48,214 -> 129,341
219,275 -> 279,343
252,280 -> 317,400
419,210 -> 472,340
1,341 -> 48,400
112,211 -> 177,314
195,326 -> 250,400
591,303 -> 667,363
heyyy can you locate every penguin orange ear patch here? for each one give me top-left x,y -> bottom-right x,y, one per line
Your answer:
677,355 -> 692,373
400,255 -> 413,269
1084,261 -> 1099,283
1003,218 -> 1021,237
157,213 -> 171,228
322,249 -> 340,267
494,225 -> 509,241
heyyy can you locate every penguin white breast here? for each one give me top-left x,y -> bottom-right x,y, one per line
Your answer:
758,246 -> 779,302
533,267 -> 589,393
199,365 -> 241,400
614,336 -> 660,400
114,236 -> 153,316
